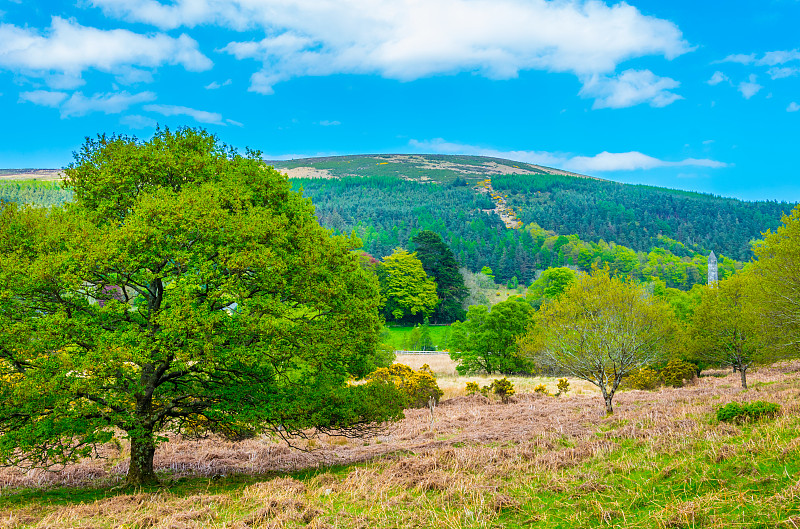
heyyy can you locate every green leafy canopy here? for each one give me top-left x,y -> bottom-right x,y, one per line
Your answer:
0,128 -> 403,485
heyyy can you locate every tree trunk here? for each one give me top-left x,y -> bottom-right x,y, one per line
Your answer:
127,433 -> 158,486
740,366 -> 748,389
604,394 -> 614,415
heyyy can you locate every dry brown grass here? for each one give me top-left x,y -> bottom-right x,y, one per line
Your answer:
3,362 -> 796,491
394,353 -> 598,399
2,361 -> 800,528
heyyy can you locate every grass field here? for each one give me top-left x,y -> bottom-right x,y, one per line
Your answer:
2,362 -> 800,528
383,326 -> 452,351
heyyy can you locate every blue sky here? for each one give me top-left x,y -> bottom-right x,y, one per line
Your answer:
2,0 -> 799,202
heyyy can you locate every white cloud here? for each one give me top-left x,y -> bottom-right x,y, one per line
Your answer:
60,91 -> 156,117
566,151 -> 727,172
719,53 -> 756,65
20,89 -> 155,117
768,67 -> 799,80
319,120 -> 340,126
205,79 -> 232,89
717,51 -> 800,67
19,90 -> 68,107
758,50 -> 800,66
408,138 -> 728,173
407,138 -> 568,168
114,67 -> 155,84
738,74 -> 762,99
788,102 -> 800,112
144,104 -> 225,124
707,71 -> 728,85
0,17 -> 211,86
92,0 -> 690,94
579,69 -> 682,109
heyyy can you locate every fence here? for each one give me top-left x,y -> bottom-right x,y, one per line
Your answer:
393,350 -> 452,355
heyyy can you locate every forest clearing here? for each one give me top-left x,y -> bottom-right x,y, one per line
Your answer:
2,361 -> 799,528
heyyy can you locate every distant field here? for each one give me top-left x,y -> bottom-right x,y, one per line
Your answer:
383,325 -> 452,351
0,169 -> 62,181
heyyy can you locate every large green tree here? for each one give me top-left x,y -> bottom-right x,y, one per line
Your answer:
449,297 -> 533,374
520,268 -> 675,414
689,271 -> 766,388
0,128 -> 402,485
377,249 -> 439,322
750,205 -> 800,358
410,230 -> 468,323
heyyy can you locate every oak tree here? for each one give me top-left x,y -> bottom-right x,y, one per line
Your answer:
0,128 -> 403,485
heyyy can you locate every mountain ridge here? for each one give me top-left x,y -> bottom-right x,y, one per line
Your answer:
268,153 -> 595,183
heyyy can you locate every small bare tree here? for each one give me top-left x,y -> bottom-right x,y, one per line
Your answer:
519,268 -> 676,414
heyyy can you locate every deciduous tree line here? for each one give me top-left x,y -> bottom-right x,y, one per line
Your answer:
443,205 -> 800,414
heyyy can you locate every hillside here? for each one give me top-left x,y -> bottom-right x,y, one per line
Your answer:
271,155 -> 793,264
3,155 -> 794,289
268,155 -> 792,288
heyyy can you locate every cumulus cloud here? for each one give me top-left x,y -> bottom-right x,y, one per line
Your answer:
788,102 -> 800,112
144,103 -> 227,125
565,151 -> 727,172
319,120 -> 340,126
91,0 -> 690,95
0,17 -> 211,86
579,69 -> 682,109
408,138 -> 728,173
738,74 -> 762,99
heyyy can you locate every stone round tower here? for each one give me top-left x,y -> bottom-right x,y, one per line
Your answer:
708,251 -> 718,286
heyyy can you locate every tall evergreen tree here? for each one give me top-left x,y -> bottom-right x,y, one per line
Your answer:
411,230 -> 468,323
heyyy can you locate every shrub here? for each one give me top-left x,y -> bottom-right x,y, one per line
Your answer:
661,359 -> 697,388
745,400 -> 782,420
717,400 -> 781,423
490,378 -> 515,403
533,383 -> 549,395
716,402 -> 744,423
368,363 -> 443,408
624,367 -> 660,390
465,381 -> 481,396
556,378 -> 570,396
